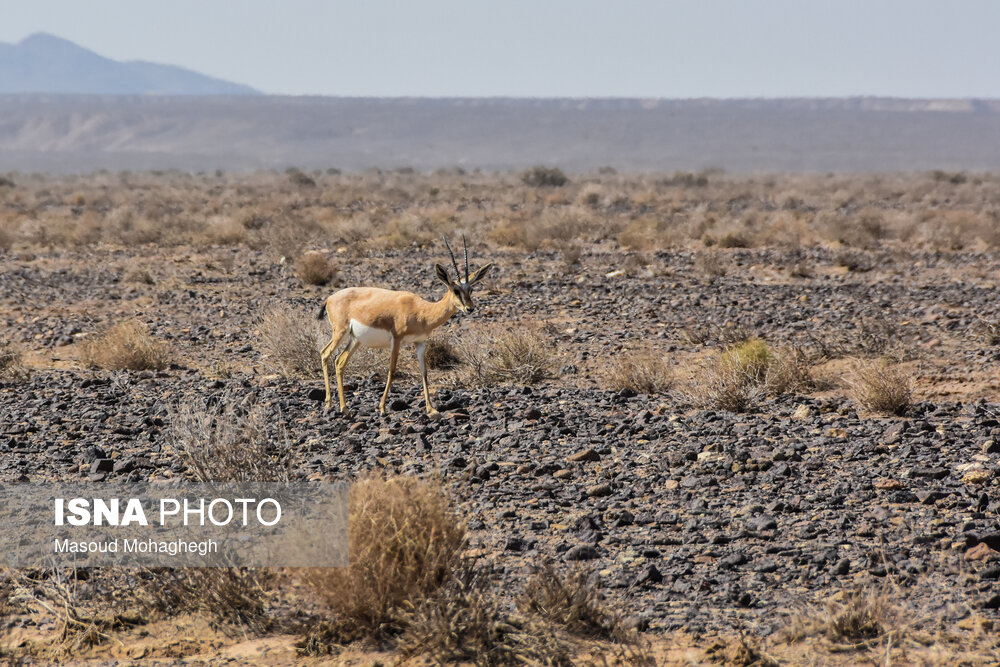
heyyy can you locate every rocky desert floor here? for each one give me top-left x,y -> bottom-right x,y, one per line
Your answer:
2,169 -> 1000,664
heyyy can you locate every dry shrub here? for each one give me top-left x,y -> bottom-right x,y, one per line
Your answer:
556,239 -> 584,268
295,251 -> 337,286
519,565 -> 627,642
788,260 -> 814,278
256,306 -> 324,378
0,342 -> 28,382
833,249 -> 871,272
695,251 -> 728,277
425,335 -> 462,370
140,567 -> 272,634
302,474 -> 465,637
8,569 -> 143,655
704,633 -> 778,667
456,325 -> 555,388
715,229 -> 753,249
782,588 -> 901,649
618,220 -> 659,251
169,397 -> 292,482
488,219 -> 532,249
398,567 -> 572,666
79,320 -> 171,371
606,349 -> 672,394
522,166 -> 568,187
688,338 -> 808,413
287,168 -> 317,188
0,223 -> 14,252
201,216 -> 247,245
849,359 -> 912,415
122,266 -> 155,284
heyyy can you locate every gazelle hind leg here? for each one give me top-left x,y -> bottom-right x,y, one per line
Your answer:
416,342 -> 438,415
378,337 -> 400,414
320,327 -> 347,412
334,337 -> 360,415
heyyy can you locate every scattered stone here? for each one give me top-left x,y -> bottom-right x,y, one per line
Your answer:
567,448 -> 601,463
564,545 -> 599,561
586,483 -> 613,498
965,543 -> 1000,562
632,564 -> 663,586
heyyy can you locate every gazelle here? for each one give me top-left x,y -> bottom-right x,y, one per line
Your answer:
317,237 -> 493,415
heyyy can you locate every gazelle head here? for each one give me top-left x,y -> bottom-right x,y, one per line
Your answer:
436,235 -> 493,314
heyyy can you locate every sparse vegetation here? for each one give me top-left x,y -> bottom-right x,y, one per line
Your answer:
79,320 -> 171,371
849,358 -> 912,415
256,306 -> 323,378
295,251 -> 336,286
782,588 -> 901,649
169,398 -> 292,482
688,338 -> 810,412
5,168 -> 1000,664
606,349 -> 672,394
302,473 -> 466,637
425,335 -> 462,369
457,325 -> 555,387
398,567 -> 572,666
140,567 -> 273,634
0,342 -> 28,382
521,166 -> 568,187
520,565 -> 627,641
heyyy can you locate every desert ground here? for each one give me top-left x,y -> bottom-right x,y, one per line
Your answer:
2,167 -> 1000,664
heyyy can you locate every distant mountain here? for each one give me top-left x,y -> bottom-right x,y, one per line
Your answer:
0,33 -> 258,95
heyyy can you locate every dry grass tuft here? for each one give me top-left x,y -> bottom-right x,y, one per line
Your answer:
256,306 -> 324,378
705,633 -> 778,667
398,567 -> 572,666
849,358 -> 912,415
140,568 -> 273,634
456,325 -> 555,387
295,251 -> 337,286
425,335 -> 462,370
0,342 -> 29,382
687,338 -> 810,413
9,569 -> 144,655
782,588 -> 902,650
0,223 -> 15,252
695,251 -> 728,277
169,397 -> 292,482
522,166 -> 568,187
79,320 -> 171,371
519,565 -> 628,642
606,349 -> 672,394
122,266 -> 155,284
302,474 -> 465,637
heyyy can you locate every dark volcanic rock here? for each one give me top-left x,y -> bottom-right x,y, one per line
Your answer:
565,545 -> 600,561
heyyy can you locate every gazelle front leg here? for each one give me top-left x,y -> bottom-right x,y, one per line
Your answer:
320,327 -> 346,413
378,336 -> 400,414
334,338 -> 360,415
416,341 -> 438,415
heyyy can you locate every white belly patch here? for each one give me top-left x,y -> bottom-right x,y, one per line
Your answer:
350,319 -> 393,348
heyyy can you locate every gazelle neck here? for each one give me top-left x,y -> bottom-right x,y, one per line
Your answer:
426,290 -> 458,329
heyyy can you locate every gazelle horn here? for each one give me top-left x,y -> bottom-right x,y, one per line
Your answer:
443,235 -> 461,280
463,234 -> 470,281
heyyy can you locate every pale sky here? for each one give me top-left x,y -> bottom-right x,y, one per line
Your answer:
2,0 -> 999,98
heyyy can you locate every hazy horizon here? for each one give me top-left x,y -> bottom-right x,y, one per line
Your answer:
2,1 -> 999,99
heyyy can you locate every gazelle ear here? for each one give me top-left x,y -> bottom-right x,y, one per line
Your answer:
467,263 -> 494,285
434,263 -> 452,286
